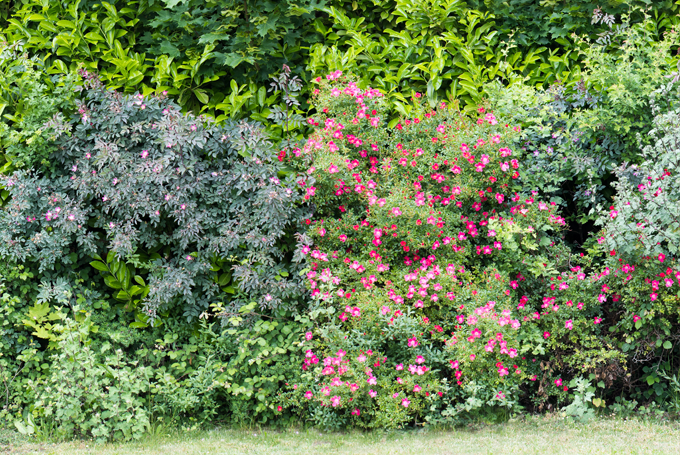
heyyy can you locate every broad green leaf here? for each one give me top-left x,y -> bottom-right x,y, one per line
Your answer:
159,40 -> 180,58
127,70 -> 144,86
27,302 -> 51,320
50,59 -> 69,74
90,261 -> 109,272
218,273 -> 232,286
104,275 -> 122,289
101,1 -> 119,19
257,86 -> 266,107
194,89 -> 209,104
56,20 -> 76,29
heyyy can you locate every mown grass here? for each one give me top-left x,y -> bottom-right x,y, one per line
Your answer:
2,415 -> 680,455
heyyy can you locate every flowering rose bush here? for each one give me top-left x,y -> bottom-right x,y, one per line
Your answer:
0,70 -> 309,323
585,85 -> 680,401
275,73 -> 680,424
296,73 -> 571,280
285,339 -> 445,429
275,73 -> 605,424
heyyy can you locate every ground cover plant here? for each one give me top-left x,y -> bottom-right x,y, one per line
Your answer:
0,0 -> 680,446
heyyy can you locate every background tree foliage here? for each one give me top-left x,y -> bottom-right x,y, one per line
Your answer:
2,0 -> 677,120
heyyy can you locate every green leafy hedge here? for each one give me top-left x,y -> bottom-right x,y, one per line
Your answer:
2,0 -> 680,442
3,0 -> 678,122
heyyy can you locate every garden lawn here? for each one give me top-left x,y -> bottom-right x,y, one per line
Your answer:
2,415 -> 680,455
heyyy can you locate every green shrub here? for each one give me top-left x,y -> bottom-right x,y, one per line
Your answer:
277,74 -> 582,425
1,0 -> 321,128
309,1 -> 679,116
275,73 -> 680,424
0,261 -> 44,425
3,0 -> 678,124
468,0 -> 676,47
0,69 -> 308,323
488,17 -> 679,231
30,316 -> 152,442
1,259 -> 113,428
0,44 -> 79,172
599,80 -> 680,260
